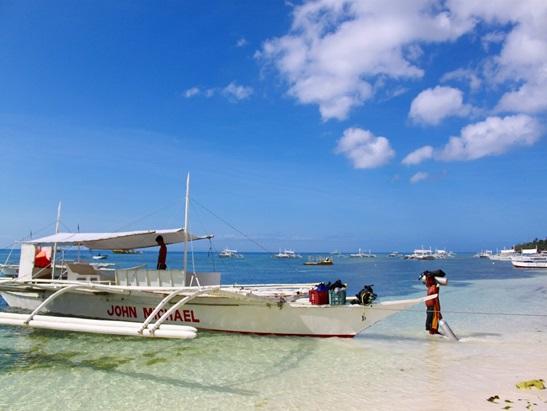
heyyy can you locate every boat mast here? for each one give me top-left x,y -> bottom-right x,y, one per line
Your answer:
51,201 -> 62,279
183,173 -> 190,276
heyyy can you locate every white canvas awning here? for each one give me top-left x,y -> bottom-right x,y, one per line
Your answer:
24,228 -> 212,250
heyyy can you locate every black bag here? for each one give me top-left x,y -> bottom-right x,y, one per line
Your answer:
354,284 -> 377,305
421,269 -> 446,279
328,279 -> 346,290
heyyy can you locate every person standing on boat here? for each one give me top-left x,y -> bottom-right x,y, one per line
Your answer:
424,274 -> 442,334
156,235 -> 167,270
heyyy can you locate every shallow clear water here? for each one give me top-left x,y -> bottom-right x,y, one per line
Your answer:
1,251 -> 546,410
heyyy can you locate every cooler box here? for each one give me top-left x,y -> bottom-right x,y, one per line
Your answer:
309,289 -> 329,305
329,289 -> 347,305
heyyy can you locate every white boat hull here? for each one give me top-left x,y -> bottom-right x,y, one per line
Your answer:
0,289 -> 424,338
511,260 -> 547,268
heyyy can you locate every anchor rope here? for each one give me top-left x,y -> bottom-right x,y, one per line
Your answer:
366,306 -> 547,318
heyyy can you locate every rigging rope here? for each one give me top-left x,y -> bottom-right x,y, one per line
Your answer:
190,198 -> 271,253
112,202 -> 179,233
0,221 -> 56,250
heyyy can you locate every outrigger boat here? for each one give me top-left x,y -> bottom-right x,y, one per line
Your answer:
0,176 -> 433,340
511,251 -> 547,268
273,249 -> 301,259
218,248 -> 243,258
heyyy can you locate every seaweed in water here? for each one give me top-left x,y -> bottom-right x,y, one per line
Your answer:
77,355 -> 133,371
145,357 -> 168,366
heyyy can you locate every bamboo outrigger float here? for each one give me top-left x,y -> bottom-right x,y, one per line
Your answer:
0,175 -> 432,339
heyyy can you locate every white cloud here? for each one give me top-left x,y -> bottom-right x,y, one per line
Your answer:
184,83 -> 253,102
335,128 -> 395,169
184,87 -> 200,98
402,145 -> 434,165
259,0 -> 547,122
481,31 -> 505,51
496,74 -> 547,114
409,86 -> 471,125
441,68 -> 481,91
404,114 -> 543,164
410,171 -> 429,184
448,1 -> 547,114
222,82 -> 253,101
438,114 -> 541,161
260,0 -> 472,120
236,37 -> 248,48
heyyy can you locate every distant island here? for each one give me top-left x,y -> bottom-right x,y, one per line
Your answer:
515,238 -> 546,252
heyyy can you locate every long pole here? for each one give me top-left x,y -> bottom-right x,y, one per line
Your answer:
183,173 -> 190,276
51,201 -> 62,279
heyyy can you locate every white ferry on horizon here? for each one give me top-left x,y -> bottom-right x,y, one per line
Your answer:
218,248 -> 243,258
273,249 -> 302,259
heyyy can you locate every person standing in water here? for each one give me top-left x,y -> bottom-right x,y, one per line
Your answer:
156,235 -> 167,270
424,274 -> 442,334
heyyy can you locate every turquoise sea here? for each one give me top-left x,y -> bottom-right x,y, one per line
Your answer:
1,251 -> 546,410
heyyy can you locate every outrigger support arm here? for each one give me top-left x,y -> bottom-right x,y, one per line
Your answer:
24,284 -> 81,325
147,287 -> 219,335
138,286 -> 199,334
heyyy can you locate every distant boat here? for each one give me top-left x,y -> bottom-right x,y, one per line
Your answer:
433,249 -> 455,259
489,248 -> 517,261
511,251 -> 547,268
218,248 -> 243,258
475,250 -> 493,259
273,249 -> 301,259
388,251 -> 401,257
92,253 -> 107,260
405,248 -> 435,260
349,248 -> 376,258
303,256 -> 334,266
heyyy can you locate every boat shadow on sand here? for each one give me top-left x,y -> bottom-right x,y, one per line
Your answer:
0,329 -> 317,396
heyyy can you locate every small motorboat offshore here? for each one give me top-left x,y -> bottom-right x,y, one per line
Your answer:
303,256 -> 334,266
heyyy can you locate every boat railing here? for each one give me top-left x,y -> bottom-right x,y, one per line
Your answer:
115,268 -> 221,288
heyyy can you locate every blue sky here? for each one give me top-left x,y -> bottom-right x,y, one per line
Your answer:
1,0 -> 546,252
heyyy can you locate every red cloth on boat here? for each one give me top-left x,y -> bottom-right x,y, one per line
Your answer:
34,248 -> 51,268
